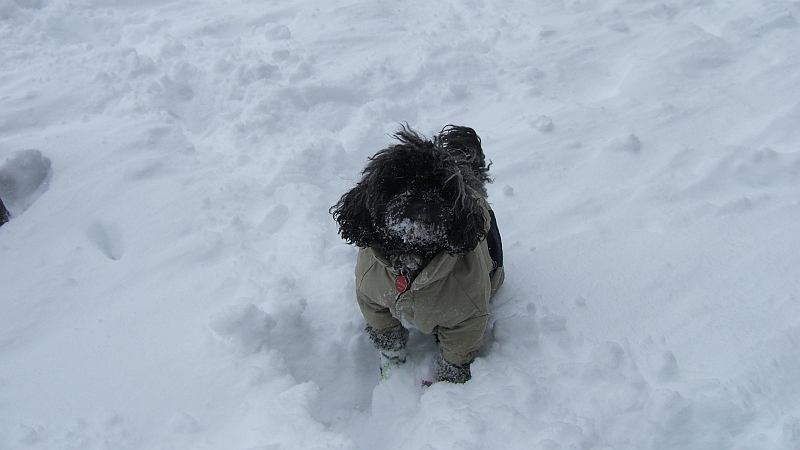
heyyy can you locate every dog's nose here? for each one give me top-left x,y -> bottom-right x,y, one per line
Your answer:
407,201 -> 432,220
411,202 -> 428,215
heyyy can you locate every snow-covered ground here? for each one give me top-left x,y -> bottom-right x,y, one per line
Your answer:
2,0 -> 800,448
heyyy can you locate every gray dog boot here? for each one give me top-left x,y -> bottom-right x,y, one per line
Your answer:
433,353 -> 472,383
366,325 -> 409,379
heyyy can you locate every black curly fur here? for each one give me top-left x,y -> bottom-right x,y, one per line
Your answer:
331,125 -> 491,263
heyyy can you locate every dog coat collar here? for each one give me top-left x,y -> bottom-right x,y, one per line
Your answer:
368,245 -> 461,289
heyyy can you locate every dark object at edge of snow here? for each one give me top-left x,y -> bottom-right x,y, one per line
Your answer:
0,149 -> 52,219
0,195 -> 8,227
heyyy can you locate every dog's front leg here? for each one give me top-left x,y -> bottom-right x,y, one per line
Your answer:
434,315 -> 489,383
365,325 -> 409,379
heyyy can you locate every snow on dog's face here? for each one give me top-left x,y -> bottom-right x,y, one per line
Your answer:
382,188 -> 449,249
332,125 -> 490,259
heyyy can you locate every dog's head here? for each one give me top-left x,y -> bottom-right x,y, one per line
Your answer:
332,125 -> 490,258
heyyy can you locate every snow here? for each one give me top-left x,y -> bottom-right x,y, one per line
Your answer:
1,0 -> 799,448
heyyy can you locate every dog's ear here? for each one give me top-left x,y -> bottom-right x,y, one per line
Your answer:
331,181 -> 377,248
438,125 -> 491,186
446,194 -> 487,256
439,125 -> 482,157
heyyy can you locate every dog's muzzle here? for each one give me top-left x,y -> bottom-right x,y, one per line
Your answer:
405,199 -> 439,222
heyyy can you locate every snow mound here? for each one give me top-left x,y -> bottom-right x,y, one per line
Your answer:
0,149 -> 51,218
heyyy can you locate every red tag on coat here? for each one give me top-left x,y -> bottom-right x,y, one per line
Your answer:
395,275 -> 409,293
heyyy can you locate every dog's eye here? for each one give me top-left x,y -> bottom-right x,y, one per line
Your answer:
378,179 -> 401,194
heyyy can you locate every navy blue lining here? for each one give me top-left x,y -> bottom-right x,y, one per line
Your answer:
487,209 -> 503,279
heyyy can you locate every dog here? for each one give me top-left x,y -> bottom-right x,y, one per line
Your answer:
331,125 -> 504,383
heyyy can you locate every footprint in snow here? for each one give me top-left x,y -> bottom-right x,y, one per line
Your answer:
260,203 -> 289,234
87,220 -> 125,260
607,133 -> 641,153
